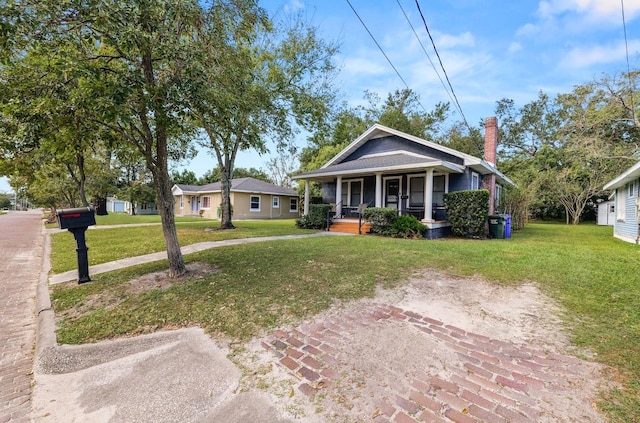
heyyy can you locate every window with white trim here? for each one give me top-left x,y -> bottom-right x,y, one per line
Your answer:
272,196 -> 280,208
628,181 -> 637,198
179,196 -> 184,209
408,175 -> 424,207
433,175 -> 445,206
289,198 -> 298,212
340,179 -> 363,206
471,172 -> 480,190
617,187 -> 626,221
250,195 -> 260,212
202,196 -> 211,209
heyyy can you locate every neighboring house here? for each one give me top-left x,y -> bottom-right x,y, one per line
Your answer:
603,162 -> 640,243
172,177 -> 300,220
105,197 -> 158,215
106,197 -> 127,213
293,117 -> 514,239
596,199 -> 615,226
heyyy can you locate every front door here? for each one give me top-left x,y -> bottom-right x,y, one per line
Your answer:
190,196 -> 199,214
385,178 -> 400,209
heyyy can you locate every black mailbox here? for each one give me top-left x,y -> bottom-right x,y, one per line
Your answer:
57,207 -> 96,230
56,206 -> 96,284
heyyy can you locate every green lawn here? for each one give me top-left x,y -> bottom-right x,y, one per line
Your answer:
49,222 -> 640,422
45,212 -> 206,229
50,219 -> 317,273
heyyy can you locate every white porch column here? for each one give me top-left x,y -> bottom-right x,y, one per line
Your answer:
303,180 -> 310,215
375,172 -> 382,207
335,176 -> 342,217
424,169 -> 434,222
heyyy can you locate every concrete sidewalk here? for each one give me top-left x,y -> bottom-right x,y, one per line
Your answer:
49,231 -> 350,285
33,229 -> 348,422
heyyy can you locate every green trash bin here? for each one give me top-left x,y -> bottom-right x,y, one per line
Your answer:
488,215 -> 505,239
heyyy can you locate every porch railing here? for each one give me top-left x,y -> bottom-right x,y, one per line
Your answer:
326,201 -> 342,231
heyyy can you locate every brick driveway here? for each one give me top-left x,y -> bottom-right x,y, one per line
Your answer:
0,210 -> 43,423
262,302 -> 608,423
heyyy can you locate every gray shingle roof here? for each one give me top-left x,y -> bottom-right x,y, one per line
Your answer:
301,154 -> 436,175
175,177 -> 297,196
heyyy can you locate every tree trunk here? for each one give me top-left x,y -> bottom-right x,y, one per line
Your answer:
219,164 -> 235,229
154,168 -> 186,277
140,45 -> 186,277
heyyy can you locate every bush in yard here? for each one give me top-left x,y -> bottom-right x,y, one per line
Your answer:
296,204 -> 333,229
362,207 -> 398,235
362,207 -> 424,238
444,190 -> 489,238
390,215 -> 426,238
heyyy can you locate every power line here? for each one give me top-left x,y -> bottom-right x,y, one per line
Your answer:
345,0 -> 428,114
414,0 -> 470,130
395,0 -> 461,120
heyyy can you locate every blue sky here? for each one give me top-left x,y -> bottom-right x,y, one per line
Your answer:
2,0 -> 639,193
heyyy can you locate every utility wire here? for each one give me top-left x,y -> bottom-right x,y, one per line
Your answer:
396,0 -> 461,120
621,0 -> 637,124
414,0 -> 470,130
345,0 -> 428,114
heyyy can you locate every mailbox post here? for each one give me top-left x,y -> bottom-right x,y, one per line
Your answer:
56,207 -> 97,284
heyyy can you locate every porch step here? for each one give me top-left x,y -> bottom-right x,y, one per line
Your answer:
329,220 -> 371,234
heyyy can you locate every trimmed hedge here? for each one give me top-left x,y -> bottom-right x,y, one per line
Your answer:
444,190 -> 489,238
362,207 -> 397,234
362,207 -> 425,238
295,204 -> 333,229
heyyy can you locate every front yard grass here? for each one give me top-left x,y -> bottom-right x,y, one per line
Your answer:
49,222 -> 640,423
50,219 -> 317,273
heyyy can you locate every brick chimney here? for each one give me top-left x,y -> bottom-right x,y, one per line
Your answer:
484,117 -> 498,167
483,117 -> 498,215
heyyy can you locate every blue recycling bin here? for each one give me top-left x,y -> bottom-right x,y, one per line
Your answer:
504,214 -> 511,239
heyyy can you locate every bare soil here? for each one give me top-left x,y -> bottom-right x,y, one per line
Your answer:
233,270 -> 615,422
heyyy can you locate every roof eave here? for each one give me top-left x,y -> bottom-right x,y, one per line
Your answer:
603,162 -> 640,190
293,161 -> 465,180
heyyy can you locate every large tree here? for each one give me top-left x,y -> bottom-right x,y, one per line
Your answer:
2,1 -> 206,276
184,3 -> 339,229
496,71 -> 639,224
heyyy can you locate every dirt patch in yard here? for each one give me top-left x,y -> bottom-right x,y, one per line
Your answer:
53,262 -> 218,323
125,261 -> 217,294
235,269 -> 616,422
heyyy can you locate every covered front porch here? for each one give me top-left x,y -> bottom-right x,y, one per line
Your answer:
297,161 -> 464,235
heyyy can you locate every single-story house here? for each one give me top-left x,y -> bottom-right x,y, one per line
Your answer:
172,177 -> 300,220
105,197 -> 158,215
292,117 -> 514,238
603,162 -> 640,243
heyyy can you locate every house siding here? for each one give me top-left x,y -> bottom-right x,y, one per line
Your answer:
613,185 -> 639,243
230,192 -> 299,219
343,136 -> 464,165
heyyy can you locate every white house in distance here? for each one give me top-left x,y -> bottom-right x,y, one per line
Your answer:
106,197 -> 158,215
172,177 -> 300,220
603,161 -> 640,243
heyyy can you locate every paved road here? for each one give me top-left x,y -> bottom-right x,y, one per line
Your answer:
0,210 -> 44,423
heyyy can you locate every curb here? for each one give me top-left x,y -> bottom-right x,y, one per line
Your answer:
35,228 -> 57,364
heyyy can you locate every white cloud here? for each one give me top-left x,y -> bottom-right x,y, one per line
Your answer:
341,56 -> 389,77
559,39 -> 640,68
537,0 -> 640,25
283,0 -> 305,14
508,42 -> 523,54
434,31 -> 475,49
